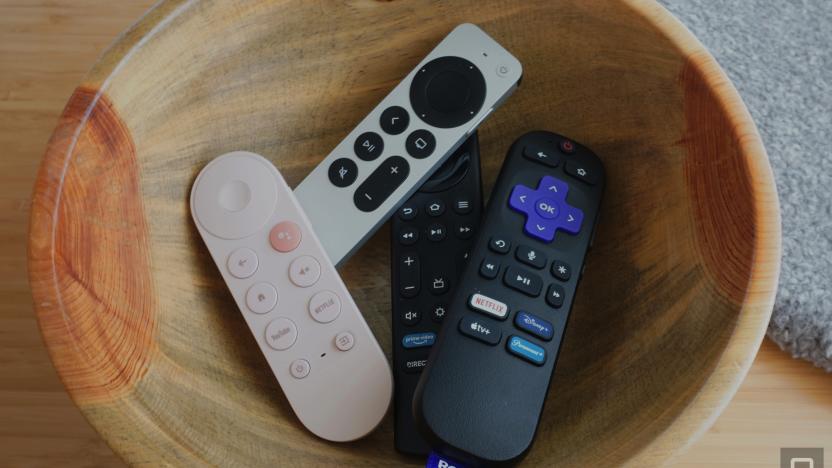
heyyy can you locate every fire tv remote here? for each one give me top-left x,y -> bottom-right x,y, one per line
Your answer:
190,151 -> 392,442
295,23 -> 522,267
414,132 -> 604,464
390,134 -> 482,455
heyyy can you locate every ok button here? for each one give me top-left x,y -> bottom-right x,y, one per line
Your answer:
535,198 -> 559,219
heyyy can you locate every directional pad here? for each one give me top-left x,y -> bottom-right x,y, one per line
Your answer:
508,176 -> 584,242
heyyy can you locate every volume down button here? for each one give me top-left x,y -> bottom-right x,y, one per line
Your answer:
353,156 -> 410,212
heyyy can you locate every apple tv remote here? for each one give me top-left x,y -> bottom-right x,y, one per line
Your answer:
295,23 -> 522,267
190,151 -> 392,442
390,134 -> 482,455
413,132 -> 605,464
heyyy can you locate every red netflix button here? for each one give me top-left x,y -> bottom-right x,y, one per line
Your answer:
468,293 -> 509,320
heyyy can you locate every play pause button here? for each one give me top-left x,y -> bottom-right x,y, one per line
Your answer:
503,266 -> 542,297
427,223 -> 446,242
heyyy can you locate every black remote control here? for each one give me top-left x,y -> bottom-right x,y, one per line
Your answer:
391,134 -> 483,456
414,131 -> 604,465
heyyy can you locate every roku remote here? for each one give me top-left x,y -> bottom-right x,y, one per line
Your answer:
190,151 -> 392,442
414,132 -> 605,465
295,23 -> 522,267
390,134 -> 482,455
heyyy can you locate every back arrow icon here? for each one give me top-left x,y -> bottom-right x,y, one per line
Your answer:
537,151 -> 547,158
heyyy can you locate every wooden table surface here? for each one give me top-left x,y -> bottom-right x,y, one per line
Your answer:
1,1 -> 829,466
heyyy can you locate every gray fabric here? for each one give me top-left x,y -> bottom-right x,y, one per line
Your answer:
657,0 -> 832,371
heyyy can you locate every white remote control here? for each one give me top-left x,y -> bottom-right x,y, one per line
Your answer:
190,151 -> 392,442
295,23 -> 522,266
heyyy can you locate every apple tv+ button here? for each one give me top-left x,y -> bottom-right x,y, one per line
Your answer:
459,315 -> 501,345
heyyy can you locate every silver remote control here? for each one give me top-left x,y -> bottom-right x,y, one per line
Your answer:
295,23 -> 522,266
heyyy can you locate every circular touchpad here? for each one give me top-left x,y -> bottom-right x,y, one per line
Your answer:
192,152 -> 279,240
410,56 -> 486,129
426,70 -> 471,113
219,180 -> 252,212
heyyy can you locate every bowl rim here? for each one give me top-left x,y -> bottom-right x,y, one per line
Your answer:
27,0 -> 782,465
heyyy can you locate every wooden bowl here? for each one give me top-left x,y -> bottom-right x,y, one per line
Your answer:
28,0 -> 780,465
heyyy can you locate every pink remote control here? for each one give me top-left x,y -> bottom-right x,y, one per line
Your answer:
190,151 -> 392,442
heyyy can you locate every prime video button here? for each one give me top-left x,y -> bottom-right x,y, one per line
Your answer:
507,335 -> 546,366
402,332 -> 436,349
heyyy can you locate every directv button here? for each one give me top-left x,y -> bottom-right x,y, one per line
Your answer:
402,355 -> 429,374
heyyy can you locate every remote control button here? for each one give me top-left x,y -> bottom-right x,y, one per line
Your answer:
398,226 -> 419,245
489,236 -> 511,254
328,158 -> 358,188
428,275 -> 448,295
354,131 -> 384,161
509,176 -> 585,242
227,248 -> 258,279
427,223 -> 446,242
507,335 -> 546,366
523,144 -> 560,168
398,204 -> 418,220
514,311 -> 554,341
400,308 -> 421,326
353,156 -> 410,212
335,331 -> 355,351
308,290 -> 341,323
246,282 -> 278,314
534,198 -> 559,220
558,206 -> 584,235
453,198 -> 473,214
459,315 -> 501,345
559,139 -> 576,154
410,56 -> 486,128
469,293 -> 508,320
192,153 -> 278,240
218,179 -> 251,212
479,257 -> 501,279
290,359 -> 310,379
516,245 -> 547,269
399,254 -> 420,298
426,199 -> 445,216
431,303 -> 447,323
380,106 -> 409,135
265,317 -> 297,351
402,354 -> 429,374
455,222 -> 474,239
402,332 -> 436,349
289,255 -> 321,288
496,64 -> 512,78
405,129 -> 436,159
551,260 -> 572,281
270,221 -> 302,252
546,284 -> 566,308
504,266 -> 543,297
565,160 -> 598,185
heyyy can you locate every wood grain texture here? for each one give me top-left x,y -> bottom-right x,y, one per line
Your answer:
14,0 -> 790,466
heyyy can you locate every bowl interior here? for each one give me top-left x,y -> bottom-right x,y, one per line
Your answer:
29,0 -> 776,465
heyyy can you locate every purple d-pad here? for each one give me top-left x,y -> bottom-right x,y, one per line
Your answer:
508,176 -> 584,242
